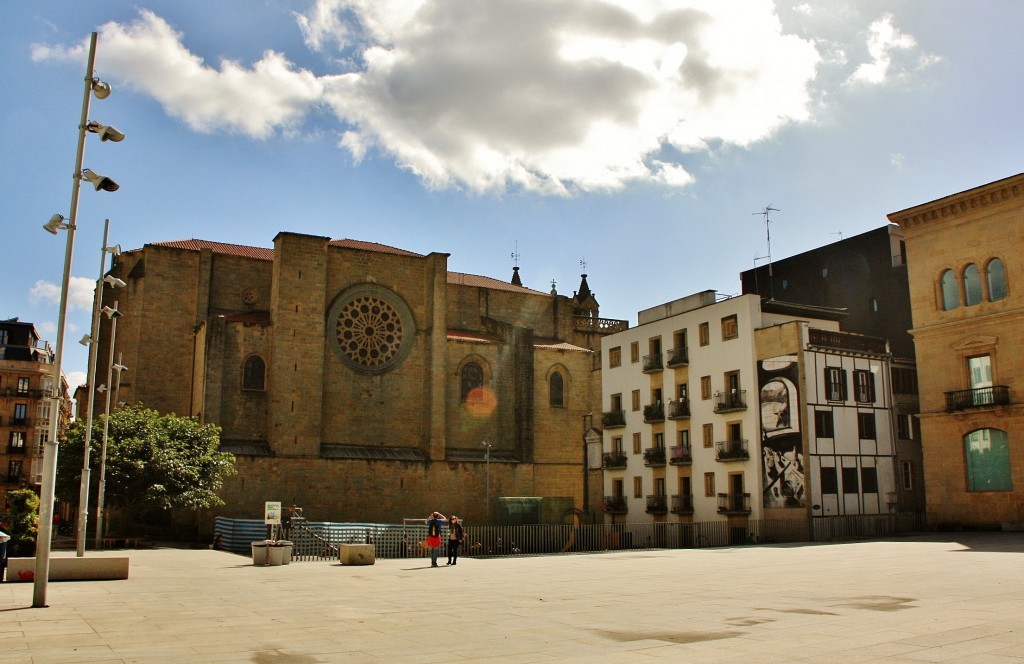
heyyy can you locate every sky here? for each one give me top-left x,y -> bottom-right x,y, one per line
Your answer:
2,0 -> 1022,395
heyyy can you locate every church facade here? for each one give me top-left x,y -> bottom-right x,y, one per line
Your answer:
94,233 -> 624,529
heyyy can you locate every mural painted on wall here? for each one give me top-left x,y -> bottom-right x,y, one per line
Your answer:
759,355 -> 805,508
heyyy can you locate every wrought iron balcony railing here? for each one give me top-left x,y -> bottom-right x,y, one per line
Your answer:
715,439 -> 749,461
643,403 -> 665,423
602,496 -> 628,514
6,445 -> 27,455
643,446 -> 666,467
666,347 -> 688,367
670,493 -> 694,514
602,451 -> 628,469
717,492 -> 751,514
642,354 -> 664,373
667,399 -> 690,419
602,410 -> 626,428
713,390 -> 747,413
645,494 -> 668,514
945,386 -> 1010,412
669,444 -> 692,465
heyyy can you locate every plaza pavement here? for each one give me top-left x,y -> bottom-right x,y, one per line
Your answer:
1,532 -> 1023,663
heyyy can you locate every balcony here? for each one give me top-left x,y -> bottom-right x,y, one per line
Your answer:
715,439 -> 749,462
669,444 -> 692,465
671,493 -> 694,514
666,347 -> 688,367
602,410 -> 626,428
603,496 -> 628,514
602,451 -> 628,470
574,316 -> 629,334
717,492 -> 751,514
808,328 -> 888,355
643,403 -> 665,423
645,494 -> 668,514
643,446 -> 666,467
713,390 -> 747,413
945,386 -> 1010,412
667,399 -> 690,419
642,353 -> 664,373
6,445 -> 27,455
9,418 -> 31,428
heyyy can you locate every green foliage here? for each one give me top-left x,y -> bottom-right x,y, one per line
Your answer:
56,404 -> 236,516
5,488 -> 40,556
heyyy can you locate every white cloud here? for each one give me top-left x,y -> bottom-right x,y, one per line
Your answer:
34,2 -> 824,194
846,13 -> 935,86
29,277 -> 97,311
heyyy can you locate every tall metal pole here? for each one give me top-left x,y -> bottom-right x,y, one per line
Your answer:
34,31 -> 100,608
482,441 -> 491,525
76,218 -> 109,557
94,300 -> 119,549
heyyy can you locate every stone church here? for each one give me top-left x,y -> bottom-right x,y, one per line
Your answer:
93,232 -> 624,528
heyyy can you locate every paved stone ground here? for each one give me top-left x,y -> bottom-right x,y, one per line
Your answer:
1,532 -> 1023,663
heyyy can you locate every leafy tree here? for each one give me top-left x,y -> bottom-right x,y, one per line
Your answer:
4,488 -> 40,556
56,404 -> 236,529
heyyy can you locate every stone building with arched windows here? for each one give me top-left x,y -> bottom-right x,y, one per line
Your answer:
91,233 -> 625,530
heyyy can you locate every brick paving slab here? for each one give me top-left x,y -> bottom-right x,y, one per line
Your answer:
1,532 -> 1022,663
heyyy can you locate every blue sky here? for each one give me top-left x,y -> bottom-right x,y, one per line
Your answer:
3,0 -> 1022,393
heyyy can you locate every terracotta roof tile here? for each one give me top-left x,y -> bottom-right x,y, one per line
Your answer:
150,239 -> 275,261
329,238 -> 423,257
447,271 -> 548,295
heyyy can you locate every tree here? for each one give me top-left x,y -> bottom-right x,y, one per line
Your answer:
56,404 -> 236,529
4,488 -> 39,556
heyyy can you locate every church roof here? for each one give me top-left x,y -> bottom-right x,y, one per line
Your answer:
447,271 -> 548,295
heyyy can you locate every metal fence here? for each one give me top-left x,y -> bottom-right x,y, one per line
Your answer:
216,512 -> 927,562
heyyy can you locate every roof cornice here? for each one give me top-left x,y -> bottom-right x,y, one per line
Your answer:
887,173 -> 1024,229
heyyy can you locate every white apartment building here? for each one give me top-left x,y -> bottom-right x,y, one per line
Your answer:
600,291 -> 897,542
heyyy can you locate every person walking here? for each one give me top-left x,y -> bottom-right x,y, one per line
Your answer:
426,511 -> 446,567
446,516 -> 465,565
0,527 -> 10,583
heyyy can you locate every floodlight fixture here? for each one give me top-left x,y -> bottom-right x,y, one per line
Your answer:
79,334 -> 92,346
103,274 -> 126,288
43,213 -> 70,234
112,363 -> 128,373
86,121 -> 124,142
90,78 -> 111,100
81,168 -> 119,192
105,244 -> 121,256
96,384 -> 107,393
101,305 -> 121,319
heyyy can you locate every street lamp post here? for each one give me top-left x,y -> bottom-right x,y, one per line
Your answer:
482,440 -> 492,525
94,301 -> 121,549
35,31 -> 123,608
76,219 -> 122,557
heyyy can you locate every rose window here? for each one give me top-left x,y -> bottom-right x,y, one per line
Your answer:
335,296 -> 404,367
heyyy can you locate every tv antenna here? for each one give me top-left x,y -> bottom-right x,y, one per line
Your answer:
753,206 -> 780,300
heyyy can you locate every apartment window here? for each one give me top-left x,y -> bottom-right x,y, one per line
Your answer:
631,390 -> 641,411
678,429 -> 690,447
853,369 -> 875,403
7,460 -> 23,483
940,269 -> 959,310
700,376 -> 711,400
612,479 -> 624,498
654,432 -> 664,448
0,330 -> 7,345
16,377 -> 30,395
842,467 -> 859,494
612,436 -> 623,454
610,393 -> 622,412
9,431 -> 25,451
896,414 -> 913,440
630,341 -> 639,363
633,476 -> 643,498
460,362 -> 483,401
632,432 -> 642,454
965,429 -> 1012,491
677,383 -> 688,401
721,314 -> 738,341
861,467 -> 879,494
609,346 -> 621,368
870,297 -> 878,312
858,412 -> 876,440
820,466 -> 838,494
901,461 -> 914,491
814,410 -> 834,438
964,263 -> 983,306
13,403 -> 27,425
891,366 -> 918,394
821,267 -> 828,278
702,423 -> 714,448
703,472 -> 716,497
699,322 -> 710,346
986,258 -> 1007,301
549,371 -> 564,407
824,367 -> 847,401
242,355 -> 266,391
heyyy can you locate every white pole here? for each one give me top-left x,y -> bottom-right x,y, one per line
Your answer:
94,300 -> 118,549
34,31 -> 99,608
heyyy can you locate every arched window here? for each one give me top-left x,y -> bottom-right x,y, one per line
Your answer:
242,355 -> 266,391
963,264 -> 983,306
549,371 -> 564,407
986,258 -> 1007,301
460,362 -> 483,401
940,269 -> 959,311
964,429 -> 1012,491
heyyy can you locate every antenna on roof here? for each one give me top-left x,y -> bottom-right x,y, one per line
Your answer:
831,231 -> 843,241
752,205 -> 780,300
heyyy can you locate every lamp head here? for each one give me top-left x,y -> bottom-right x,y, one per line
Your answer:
79,334 -> 92,346
96,384 -> 108,393
86,121 -> 125,142
90,78 -> 111,100
101,305 -> 121,319
43,213 -> 68,234
113,363 -> 128,372
103,274 -> 126,289
81,168 -> 119,192
105,244 -> 122,256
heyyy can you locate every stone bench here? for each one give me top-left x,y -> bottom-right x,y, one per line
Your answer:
5,556 -> 130,582
339,543 -> 375,565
